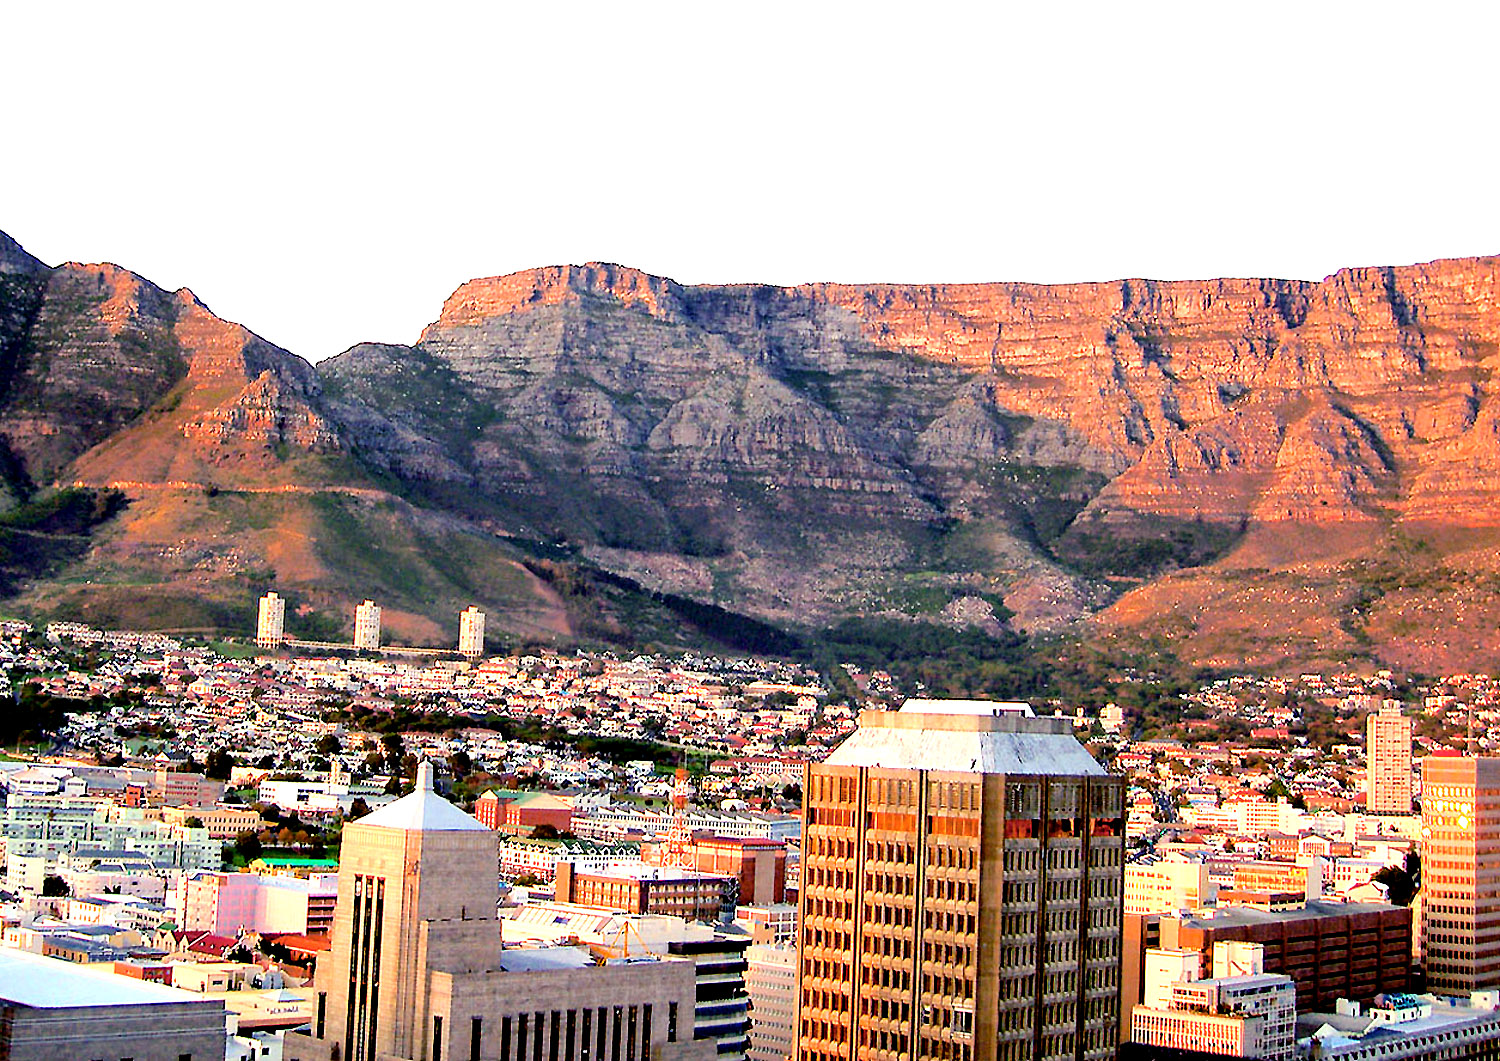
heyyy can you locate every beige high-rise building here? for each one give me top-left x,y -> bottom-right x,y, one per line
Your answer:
353,599 -> 381,650
796,699 -> 1125,1061
1366,701 -> 1413,814
1421,753 -> 1500,993
285,762 -> 713,1061
257,591 -> 285,647
746,942 -> 797,1061
459,606 -> 486,657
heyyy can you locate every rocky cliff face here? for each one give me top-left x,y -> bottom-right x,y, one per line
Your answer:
321,254 -> 1500,641
3,224 -> 1499,670
0,254 -> 338,494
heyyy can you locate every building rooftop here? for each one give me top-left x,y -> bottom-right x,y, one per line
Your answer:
498,945 -> 597,971
1171,897 -> 1404,930
356,761 -> 491,832
1300,993 -> 1500,1050
827,701 -> 1103,776
0,948 -> 220,1009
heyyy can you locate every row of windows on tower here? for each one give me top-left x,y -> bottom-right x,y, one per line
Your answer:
472,1002 -> 677,1061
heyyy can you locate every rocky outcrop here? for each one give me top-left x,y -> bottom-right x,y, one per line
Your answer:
317,254 -> 1500,635
0,254 -> 342,491
4,224 -> 1500,668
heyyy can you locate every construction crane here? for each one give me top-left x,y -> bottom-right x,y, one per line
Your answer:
661,767 -> 696,870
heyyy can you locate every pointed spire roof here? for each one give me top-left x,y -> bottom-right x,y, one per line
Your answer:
356,761 -> 490,832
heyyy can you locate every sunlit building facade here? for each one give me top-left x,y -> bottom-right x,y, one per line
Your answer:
1421,753 -> 1500,993
797,699 -> 1125,1061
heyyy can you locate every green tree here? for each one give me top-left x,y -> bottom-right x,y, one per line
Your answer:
381,732 -> 405,773
1373,852 -> 1420,906
449,750 -> 473,780
234,830 -> 263,861
203,749 -> 235,781
41,875 -> 69,897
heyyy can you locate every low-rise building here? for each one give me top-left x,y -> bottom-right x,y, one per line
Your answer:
1126,856 -> 1218,915
1128,942 -> 1296,1061
0,948 -> 227,1061
1298,992 -> 1500,1061
554,861 -> 732,922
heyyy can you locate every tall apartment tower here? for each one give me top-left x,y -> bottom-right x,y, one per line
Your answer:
1421,754 -> 1500,993
257,591 -> 286,647
353,599 -> 381,650
458,605 -> 486,657
797,699 -> 1125,1061
1366,700 -> 1413,814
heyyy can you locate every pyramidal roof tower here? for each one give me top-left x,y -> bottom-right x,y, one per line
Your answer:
310,760 -> 500,1061
357,761 -> 492,832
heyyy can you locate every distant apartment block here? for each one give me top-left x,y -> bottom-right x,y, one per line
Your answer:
1366,701 -> 1413,814
160,804 -> 265,839
745,942 -> 797,1061
352,599 -> 380,650
554,861 -> 732,922
642,835 -> 787,906
177,871 -> 339,936
459,605 -> 485,656
256,591 -> 286,647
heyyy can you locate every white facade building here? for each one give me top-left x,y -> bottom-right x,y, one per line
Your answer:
353,600 -> 381,650
458,605 -> 485,657
1131,942 -> 1296,1061
1126,856 -> 1218,915
257,591 -> 286,647
745,942 -> 796,1061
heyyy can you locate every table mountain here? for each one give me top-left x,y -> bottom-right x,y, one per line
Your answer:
3,228 -> 1499,671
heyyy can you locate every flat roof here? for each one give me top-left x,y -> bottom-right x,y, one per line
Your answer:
1173,898 -> 1404,930
829,711 -> 1102,776
0,949 -> 223,1009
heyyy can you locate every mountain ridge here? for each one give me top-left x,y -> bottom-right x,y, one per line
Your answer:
2,228 -> 1499,673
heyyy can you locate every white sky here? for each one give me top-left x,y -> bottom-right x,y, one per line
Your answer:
6,2 -> 1497,362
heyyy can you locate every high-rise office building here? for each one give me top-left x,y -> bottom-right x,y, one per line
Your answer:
257,591 -> 285,647
796,699 -> 1125,1061
1366,701 -> 1413,814
459,605 -> 485,657
1421,753 -> 1500,993
353,599 -> 381,651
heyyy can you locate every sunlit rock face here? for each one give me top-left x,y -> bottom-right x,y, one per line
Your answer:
3,223 -> 1500,668
321,254 -> 1500,639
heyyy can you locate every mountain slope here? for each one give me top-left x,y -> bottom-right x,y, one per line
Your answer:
320,257 -> 1500,666
0,239 -> 576,646
3,229 -> 1500,671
